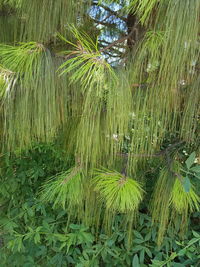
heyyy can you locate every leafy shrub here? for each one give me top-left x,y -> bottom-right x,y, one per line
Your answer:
0,144 -> 199,266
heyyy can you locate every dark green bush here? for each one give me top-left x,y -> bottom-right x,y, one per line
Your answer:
0,144 -> 199,267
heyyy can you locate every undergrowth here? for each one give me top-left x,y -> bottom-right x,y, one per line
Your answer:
0,143 -> 199,267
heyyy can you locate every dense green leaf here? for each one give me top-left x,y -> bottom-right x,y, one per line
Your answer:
190,166 -> 200,173
185,152 -> 196,169
132,254 -> 140,267
183,176 -> 191,193
192,231 -> 200,238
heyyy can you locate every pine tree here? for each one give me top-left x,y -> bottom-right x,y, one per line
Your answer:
0,0 -> 199,245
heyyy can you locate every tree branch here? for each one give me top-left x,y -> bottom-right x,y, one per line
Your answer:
92,2 -> 127,23
99,27 -> 135,52
92,18 -> 116,27
118,141 -> 185,158
100,39 -> 126,48
118,141 -> 185,182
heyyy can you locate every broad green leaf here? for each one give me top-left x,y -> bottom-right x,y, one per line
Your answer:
175,241 -> 182,246
79,232 -> 94,243
185,152 -> 196,169
132,254 -> 140,267
60,242 -> 67,250
36,226 -> 42,232
106,239 -> 115,247
133,230 -> 143,240
188,238 -> 199,246
192,230 -> 200,238
54,234 -> 68,242
145,247 -> 152,258
107,249 -> 119,258
34,232 -> 41,244
190,165 -> 200,173
42,220 -> 51,231
183,176 -> 191,192
144,232 -> 151,241
17,238 -> 24,252
178,248 -> 186,256
139,249 -> 145,263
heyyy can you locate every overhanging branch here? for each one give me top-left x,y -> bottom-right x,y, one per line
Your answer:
99,27 -> 135,52
92,2 -> 127,23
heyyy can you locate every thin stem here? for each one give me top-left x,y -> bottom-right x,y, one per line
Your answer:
92,2 -> 127,23
99,27 -> 135,52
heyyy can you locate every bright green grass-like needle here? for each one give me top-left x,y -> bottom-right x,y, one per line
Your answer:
93,168 -> 144,213
40,166 -> 84,210
171,178 -> 200,214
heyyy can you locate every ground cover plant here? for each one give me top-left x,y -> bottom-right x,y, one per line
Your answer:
0,144 -> 199,266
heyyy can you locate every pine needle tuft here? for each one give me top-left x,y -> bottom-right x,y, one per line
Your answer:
39,166 -> 84,210
92,168 -> 144,213
171,178 -> 200,214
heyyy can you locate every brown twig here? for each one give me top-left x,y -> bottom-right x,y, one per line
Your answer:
118,141 -> 185,181
118,141 -> 185,159
99,27 -> 135,52
92,2 -> 127,23
164,142 -> 184,182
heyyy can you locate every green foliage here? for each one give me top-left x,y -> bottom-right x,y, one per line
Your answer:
185,152 -> 196,170
151,157 -> 200,246
171,178 -> 199,214
0,0 -> 199,265
40,166 -> 84,210
93,168 -> 143,213
151,167 -> 175,246
58,26 -> 116,92
0,42 -> 67,151
0,144 -> 199,266
13,0 -> 87,42
129,0 -> 159,25
0,42 -> 44,74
